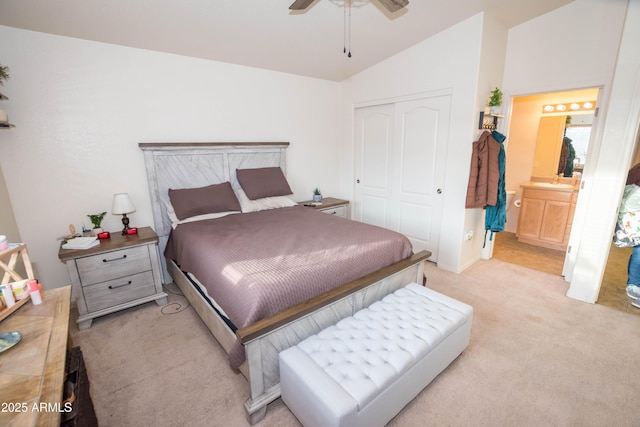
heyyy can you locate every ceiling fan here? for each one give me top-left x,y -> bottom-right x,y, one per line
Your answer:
289,0 -> 409,13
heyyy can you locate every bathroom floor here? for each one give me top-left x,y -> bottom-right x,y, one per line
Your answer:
492,232 -> 640,316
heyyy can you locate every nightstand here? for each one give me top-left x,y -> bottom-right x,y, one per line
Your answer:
58,226 -> 168,330
299,197 -> 349,218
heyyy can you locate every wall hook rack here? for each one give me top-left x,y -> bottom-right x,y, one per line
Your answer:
478,111 -> 503,130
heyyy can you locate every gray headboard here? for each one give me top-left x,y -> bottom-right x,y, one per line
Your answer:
139,142 -> 289,282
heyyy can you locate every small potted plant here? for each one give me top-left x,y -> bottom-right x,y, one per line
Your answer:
0,65 -> 9,87
312,188 -> 322,203
88,212 -> 107,235
488,87 -> 503,115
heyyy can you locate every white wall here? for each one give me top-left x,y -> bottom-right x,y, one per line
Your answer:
503,0 -> 624,98
0,164 -> 21,243
463,12 -> 508,265
0,26 -> 342,289
340,13 -> 508,273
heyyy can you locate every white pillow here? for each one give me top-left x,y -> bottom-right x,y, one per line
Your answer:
234,189 -> 297,213
163,199 -> 239,229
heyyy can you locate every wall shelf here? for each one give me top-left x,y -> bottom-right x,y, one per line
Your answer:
0,91 -> 15,129
479,111 -> 503,130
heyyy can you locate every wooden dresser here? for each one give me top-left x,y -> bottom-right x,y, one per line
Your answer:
0,286 -> 71,427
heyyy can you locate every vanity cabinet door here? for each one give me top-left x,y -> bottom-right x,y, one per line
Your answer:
516,187 -> 576,251
539,200 -> 571,244
517,198 -> 545,239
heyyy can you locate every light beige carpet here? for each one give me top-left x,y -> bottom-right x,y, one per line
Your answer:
69,259 -> 640,427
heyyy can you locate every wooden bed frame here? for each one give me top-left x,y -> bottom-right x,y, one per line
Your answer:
139,142 -> 431,424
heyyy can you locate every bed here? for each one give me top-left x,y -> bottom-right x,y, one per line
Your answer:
139,142 -> 431,424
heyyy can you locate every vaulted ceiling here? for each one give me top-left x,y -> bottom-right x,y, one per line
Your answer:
0,0 -> 573,81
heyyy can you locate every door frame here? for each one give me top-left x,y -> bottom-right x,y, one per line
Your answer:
495,87 -> 603,281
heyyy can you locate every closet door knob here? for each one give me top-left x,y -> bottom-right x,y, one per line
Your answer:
437,188 -> 443,194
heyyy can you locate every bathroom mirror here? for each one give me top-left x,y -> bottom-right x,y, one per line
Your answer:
532,113 -> 593,179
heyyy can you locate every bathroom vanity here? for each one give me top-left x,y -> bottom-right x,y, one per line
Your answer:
516,182 -> 579,251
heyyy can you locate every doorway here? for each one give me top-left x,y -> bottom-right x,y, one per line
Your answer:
598,125 -> 640,315
494,88 -> 597,273
492,89 -> 595,272
492,88 -> 599,279
501,88 -> 599,238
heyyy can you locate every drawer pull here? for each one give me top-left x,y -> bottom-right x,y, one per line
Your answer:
108,281 -> 132,290
103,254 -> 127,263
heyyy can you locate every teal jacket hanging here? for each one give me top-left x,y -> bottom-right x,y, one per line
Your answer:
484,131 -> 507,246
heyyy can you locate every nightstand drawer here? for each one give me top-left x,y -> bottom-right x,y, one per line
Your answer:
76,245 -> 151,286
320,206 -> 346,217
83,271 -> 156,312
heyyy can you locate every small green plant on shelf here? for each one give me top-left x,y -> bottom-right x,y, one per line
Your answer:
488,87 -> 503,107
88,212 -> 107,230
0,65 -> 10,87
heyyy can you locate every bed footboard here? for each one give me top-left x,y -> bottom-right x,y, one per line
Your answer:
237,250 -> 431,425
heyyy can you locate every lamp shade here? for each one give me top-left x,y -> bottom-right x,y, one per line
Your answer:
112,193 -> 136,215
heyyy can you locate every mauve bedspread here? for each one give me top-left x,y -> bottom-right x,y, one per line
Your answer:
165,205 -> 413,368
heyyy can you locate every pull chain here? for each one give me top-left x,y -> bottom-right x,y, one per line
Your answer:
348,0 -> 352,57
343,0 -> 347,54
343,0 -> 352,57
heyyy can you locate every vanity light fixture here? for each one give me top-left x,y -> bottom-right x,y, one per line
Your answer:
542,100 -> 596,114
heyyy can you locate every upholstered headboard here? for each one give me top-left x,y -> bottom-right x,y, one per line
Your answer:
139,142 -> 289,282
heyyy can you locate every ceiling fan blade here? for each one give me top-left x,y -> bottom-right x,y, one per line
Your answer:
289,0 -> 315,10
377,0 -> 409,13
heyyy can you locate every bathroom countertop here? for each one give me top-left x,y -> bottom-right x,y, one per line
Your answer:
520,181 -> 579,192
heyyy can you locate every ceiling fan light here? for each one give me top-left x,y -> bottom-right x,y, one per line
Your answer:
377,0 -> 410,13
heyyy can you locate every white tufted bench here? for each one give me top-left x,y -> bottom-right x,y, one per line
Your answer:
279,283 -> 472,427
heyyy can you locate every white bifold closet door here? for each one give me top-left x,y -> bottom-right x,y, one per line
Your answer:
354,94 -> 450,261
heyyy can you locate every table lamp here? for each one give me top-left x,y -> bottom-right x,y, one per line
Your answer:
112,193 -> 136,235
